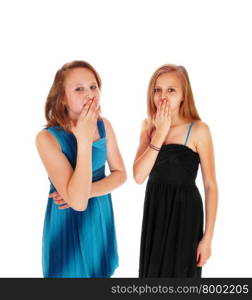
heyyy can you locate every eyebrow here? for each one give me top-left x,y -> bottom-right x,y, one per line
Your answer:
154,85 -> 178,88
72,81 -> 97,86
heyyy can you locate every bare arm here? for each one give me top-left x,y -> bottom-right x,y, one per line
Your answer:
133,99 -> 171,184
89,117 -> 127,197
36,131 -> 92,211
48,117 -> 127,209
195,121 -> 218,267
36,99 -> 98,211
133,119 -> 164,184
196,122 -> 219,242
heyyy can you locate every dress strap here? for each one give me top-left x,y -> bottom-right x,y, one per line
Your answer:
97,117 -> 106,138
184,122 -> 194,145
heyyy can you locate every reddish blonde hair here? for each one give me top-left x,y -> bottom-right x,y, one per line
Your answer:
44,60 -> 102,132
147,64 -> 201,130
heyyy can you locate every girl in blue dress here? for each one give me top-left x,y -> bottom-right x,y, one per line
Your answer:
36,60 -> 127,278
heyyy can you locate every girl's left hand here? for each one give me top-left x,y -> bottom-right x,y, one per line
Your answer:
196,238 -> 212,267
49,191 -> 69,210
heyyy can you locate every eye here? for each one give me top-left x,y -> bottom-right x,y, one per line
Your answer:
168,88 -> 175,93
90,85 -> 97,90
75,87 -> 84,92
154,87 -> 161,93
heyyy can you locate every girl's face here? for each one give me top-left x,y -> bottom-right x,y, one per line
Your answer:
153,72 -> 184,112
63,67 -> 100,120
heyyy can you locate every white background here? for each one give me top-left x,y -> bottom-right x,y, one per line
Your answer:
0,0 -> 251,277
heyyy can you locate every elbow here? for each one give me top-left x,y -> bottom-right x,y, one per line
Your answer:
69,197 -> 88,212
204,180 -> 218,192
133,172 -> 145,185
135,178 -> 145,185
133,165 -> 146,184
113,169 -> 127,186
72,205 -> 87,212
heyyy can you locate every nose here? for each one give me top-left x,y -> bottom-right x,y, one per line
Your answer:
85,92 -> 94,101
161,90 -> 167,100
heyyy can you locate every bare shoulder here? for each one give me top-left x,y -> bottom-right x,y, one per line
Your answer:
100,116 -> 111,129
99,116 -> 119,143
142,118 -> 150,129
141,118 -> 152,136
137,118 -> 152,146
35,129 -> 61,151
192,120 -> 213,152
193,120 -> 211,139
99,116 -> 113,136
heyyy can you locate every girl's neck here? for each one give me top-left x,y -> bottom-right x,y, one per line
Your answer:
68,111 -> 79,126
170,112 -> 188,127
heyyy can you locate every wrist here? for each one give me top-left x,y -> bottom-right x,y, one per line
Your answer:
149,143 -> 161,152
76,137 -> 93,145
153,129 -> 166,141
202,234 -> 213,243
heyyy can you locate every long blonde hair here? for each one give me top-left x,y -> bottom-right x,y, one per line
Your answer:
147,64 -> 201,132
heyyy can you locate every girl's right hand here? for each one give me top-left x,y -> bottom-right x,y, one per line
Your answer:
152,99 -> 172,138
71,99 -> 100,142
49,191 -> 69,209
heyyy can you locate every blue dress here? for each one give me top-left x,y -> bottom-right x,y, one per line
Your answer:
42,118 -> 119,277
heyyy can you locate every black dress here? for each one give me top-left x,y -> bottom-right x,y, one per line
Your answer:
139,122 -> 204,278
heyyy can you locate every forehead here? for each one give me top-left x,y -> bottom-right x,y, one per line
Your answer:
155,71 -> 181,86
65,67 -> 96,86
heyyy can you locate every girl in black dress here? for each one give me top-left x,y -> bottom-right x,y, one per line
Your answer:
133,64 -> 218,278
